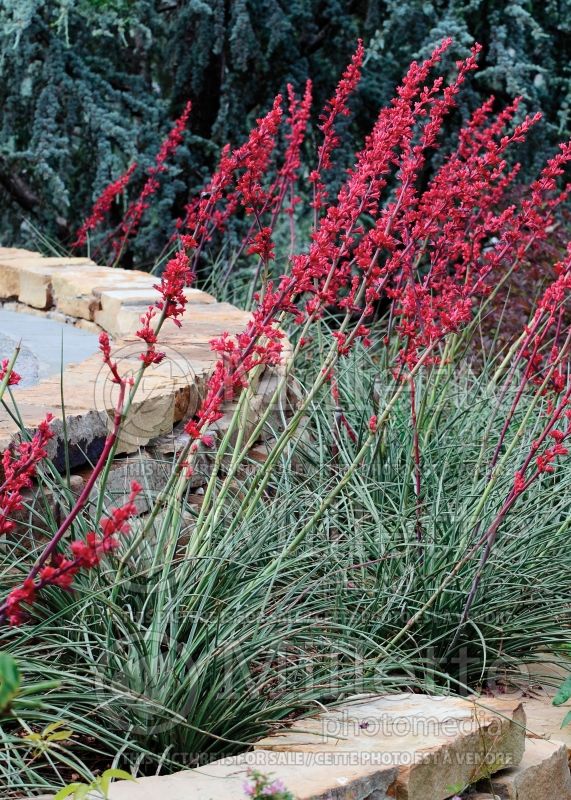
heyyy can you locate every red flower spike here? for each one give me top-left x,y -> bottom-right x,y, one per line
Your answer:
154,249 -> 194,326
2,481 -> 141,624
311,40 -> 365,210
0,416 -> 54,538
112,102 -> 192,257
72,162 -> 137,248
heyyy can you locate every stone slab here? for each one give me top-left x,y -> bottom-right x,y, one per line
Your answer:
95,286 -> 215,337
521,694 -> 571,750
51,267 -> 155,319
0,247 -> 42,259
256,694 -> 526,800
0,255 -> 96,308
477,737 -> 571,799
16,694 -> 533,800
0,260 -> 20,298
0,248 -> 230,338
100,694 -> 526,800
106,750 -> 399,800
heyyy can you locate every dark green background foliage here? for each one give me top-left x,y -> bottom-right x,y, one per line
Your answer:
0,0 -> 569,267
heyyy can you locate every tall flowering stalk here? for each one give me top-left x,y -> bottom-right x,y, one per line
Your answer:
110,101 -> 192,262
72,163 -> 137,249
174,94 -> 285,289
0,331 -> 136,624
176,96 -> 283,240
310,39 -> 364,214
72,102 -> 192,262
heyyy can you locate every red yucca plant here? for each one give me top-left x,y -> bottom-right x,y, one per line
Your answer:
1,38 -> 571,635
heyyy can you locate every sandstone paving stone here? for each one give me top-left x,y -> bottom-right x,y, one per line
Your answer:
476,737 -> 571,800
0,260 -> 21,298
108,299 -> 252,340
0,247 -> 42,259
51,267 -> 155,320
100,303 -> 158,338
0,256 -> 97,308
18,260 -> 96,309
521,693 -> 571,751
99,694 -> 526,800
96,287 -> 216,337
105,750 -> 400,800
0,248 -> 162,321
22,695 -> 530,800
0,258 -> 39,301
0,249 -> 258,468
256,694 -> 526,800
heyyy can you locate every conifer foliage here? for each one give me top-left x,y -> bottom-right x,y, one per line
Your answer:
0,1 -> 569,266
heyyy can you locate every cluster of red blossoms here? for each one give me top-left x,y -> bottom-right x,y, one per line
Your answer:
135,247 -> 194,366
173,39 -> 571,529
177,95 -> 283,240
100,38 -> 571,472
0,416 -> 53,539
2,482 -> 141,625
0,358 -> 22,386
310,39 -> 364,211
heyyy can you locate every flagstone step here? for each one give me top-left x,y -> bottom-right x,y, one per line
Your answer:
0,248 -> 258,466
475,737 -> 571,800
101,694 -> 525,800
0,246 -> 215,325
25,695 -> 571,800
